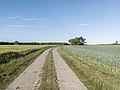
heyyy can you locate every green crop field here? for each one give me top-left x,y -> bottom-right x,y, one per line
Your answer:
63,45 -> 120,69
59,45 -> 120,90
0,45 -> 53,89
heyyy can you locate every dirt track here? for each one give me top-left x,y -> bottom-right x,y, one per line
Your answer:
6,48 -> 87,90
6,49 -> 51,90
53,48 -> 88,90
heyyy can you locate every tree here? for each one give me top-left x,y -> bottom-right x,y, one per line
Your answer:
69,37 -> 86,45
14,41 -> 19,45
69,39 -> 77,45
115,41 -> 118,44
79,37 -> 86,45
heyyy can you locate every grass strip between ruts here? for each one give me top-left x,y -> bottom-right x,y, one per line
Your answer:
39,49 -> 59,90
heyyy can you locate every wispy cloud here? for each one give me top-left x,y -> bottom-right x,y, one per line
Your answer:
78,24 -> 92,26
4,16 -> 22,20
1,16 -> 47,22
22,17 -> 47,21
3,16 -> 34,21
3,29 -> 23,33
22,18 -> 35,21
5,24 -> 30,27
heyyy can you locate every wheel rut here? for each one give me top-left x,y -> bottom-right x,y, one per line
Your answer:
53,48 -> 88,90
6,49 -> 51,90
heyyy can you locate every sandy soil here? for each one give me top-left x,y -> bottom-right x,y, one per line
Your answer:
53,48 -> 88,90
6,49 -> 51,90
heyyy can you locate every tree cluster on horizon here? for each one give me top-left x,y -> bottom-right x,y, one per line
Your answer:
69,37 -> 86,45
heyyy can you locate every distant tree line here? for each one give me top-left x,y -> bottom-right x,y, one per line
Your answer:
0,41 -> 69,45
69,37 -> 86,45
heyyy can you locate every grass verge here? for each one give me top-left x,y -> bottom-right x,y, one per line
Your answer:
39,49 -> 59,90
58,47 -> 120,90
0,46 -> 51,90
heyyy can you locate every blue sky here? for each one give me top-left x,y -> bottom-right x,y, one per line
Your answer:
0,0 -> 120,44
